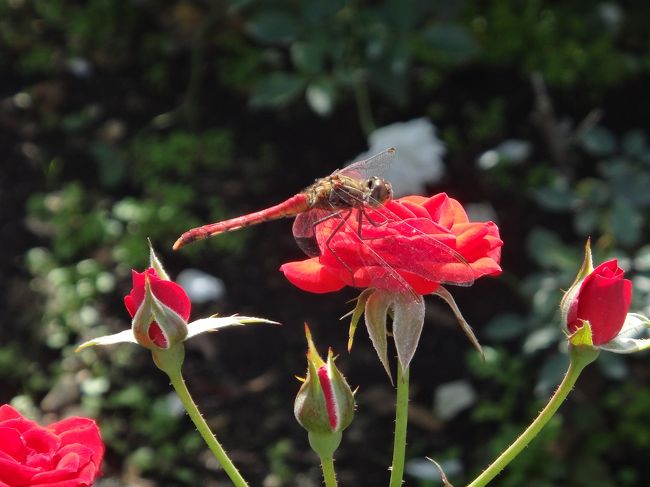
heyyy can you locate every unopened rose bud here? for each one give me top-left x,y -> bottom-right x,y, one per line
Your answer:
561,241 -> 632,346
294,325 -> 355,439
124,268 -> 190,350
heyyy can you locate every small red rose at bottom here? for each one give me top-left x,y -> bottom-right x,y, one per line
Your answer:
0,404 -> 104,487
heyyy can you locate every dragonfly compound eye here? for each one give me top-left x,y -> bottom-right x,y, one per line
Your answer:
367,177 -> 393,205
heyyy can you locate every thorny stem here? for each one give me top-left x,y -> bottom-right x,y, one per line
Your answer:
466,345 -> 599,487
320,456 -> 338,487
155,346 -> 249,487
389,364 -> 410,487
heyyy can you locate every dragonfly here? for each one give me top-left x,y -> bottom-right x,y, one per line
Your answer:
173,148 -> 475,295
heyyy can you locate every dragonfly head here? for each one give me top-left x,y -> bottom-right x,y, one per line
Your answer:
366,177 -> 393,206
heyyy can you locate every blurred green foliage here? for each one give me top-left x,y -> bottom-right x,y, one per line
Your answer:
2,0 -> 650,485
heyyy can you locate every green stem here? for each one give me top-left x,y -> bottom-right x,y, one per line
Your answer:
158,352 -> 248,487
389,364 -> 410,487
320,456 -> 338,487
466,346 -> 599,487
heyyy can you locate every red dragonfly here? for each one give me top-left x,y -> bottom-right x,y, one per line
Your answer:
173,148 -> 475,295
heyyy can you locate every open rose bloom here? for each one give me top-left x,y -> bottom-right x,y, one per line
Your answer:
281,193 -> 503,376
0,405 -> 104,486
281,193 -> 502,294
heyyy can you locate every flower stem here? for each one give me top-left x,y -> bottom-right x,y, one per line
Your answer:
320,456 -> 338,487
155,348 -> 248,487
389,364 -> 410,487
466,346 -> 599,487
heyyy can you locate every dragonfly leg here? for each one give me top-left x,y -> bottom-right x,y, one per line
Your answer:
362,206 -> 388,228
312,210 -> 357,286
356,206 -> 387,242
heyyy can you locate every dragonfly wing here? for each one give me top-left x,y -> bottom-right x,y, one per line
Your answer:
330,185 -> 475,287
293,201 -> 420,299
293,208 -> 338,257
337,147 -> 396,180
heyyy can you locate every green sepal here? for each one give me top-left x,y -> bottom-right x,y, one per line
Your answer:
132,276 -> 188,350
560,238 -> 594,315
364,289 -> 392,382
345,289 -> 373,352
433,286 -> 483,358
568,320 -> 594,348
148,238 -> 170,281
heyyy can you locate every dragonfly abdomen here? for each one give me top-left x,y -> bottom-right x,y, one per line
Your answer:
172,193 -> 310,250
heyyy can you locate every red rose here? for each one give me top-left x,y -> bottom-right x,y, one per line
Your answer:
124,268 -> 191,348
280,193 -> 502,294
0,404 -> 104,487
566,259 -> 633,345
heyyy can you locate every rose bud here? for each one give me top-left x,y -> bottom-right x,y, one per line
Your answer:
562,257 -> 632,346
124,267 -> 190,350
294,325 -> 355,448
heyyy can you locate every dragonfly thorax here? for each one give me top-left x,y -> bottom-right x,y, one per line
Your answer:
305,174 -> 393,211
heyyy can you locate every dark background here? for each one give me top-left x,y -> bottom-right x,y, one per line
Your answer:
2,1 -> 650,485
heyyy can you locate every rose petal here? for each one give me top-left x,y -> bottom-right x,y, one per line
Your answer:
280,259 -> 346,293
0,408 -> 103,487
148,277 -> 191,320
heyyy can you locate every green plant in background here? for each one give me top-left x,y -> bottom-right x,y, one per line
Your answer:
243,0 -> 477,133
466,0 -> 631,87
3,0 -> 650,484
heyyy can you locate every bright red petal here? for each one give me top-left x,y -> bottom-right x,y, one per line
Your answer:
148,276 -> 191,321
280,259 -> 346,294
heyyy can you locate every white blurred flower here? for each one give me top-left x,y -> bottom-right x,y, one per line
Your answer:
434,380 -> 477,420
477,139 -> 531,170
353,118 -> 446,196
176,268 -> 225,304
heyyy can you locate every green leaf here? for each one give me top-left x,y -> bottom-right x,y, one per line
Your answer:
596,352 -> 628,379
526,227 -> 582,270
622,129 -> 647,158
534,353 -> 568,396
606,198 -> 642,246
245,12 -> 301,44
291,41 -> 325,74
484,313 -> 527,341
574,206 -> 599,236
250,73 -> 306,108
579,126 -> 617,156
533,185 -> 578,211
421,24 -> 478,63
